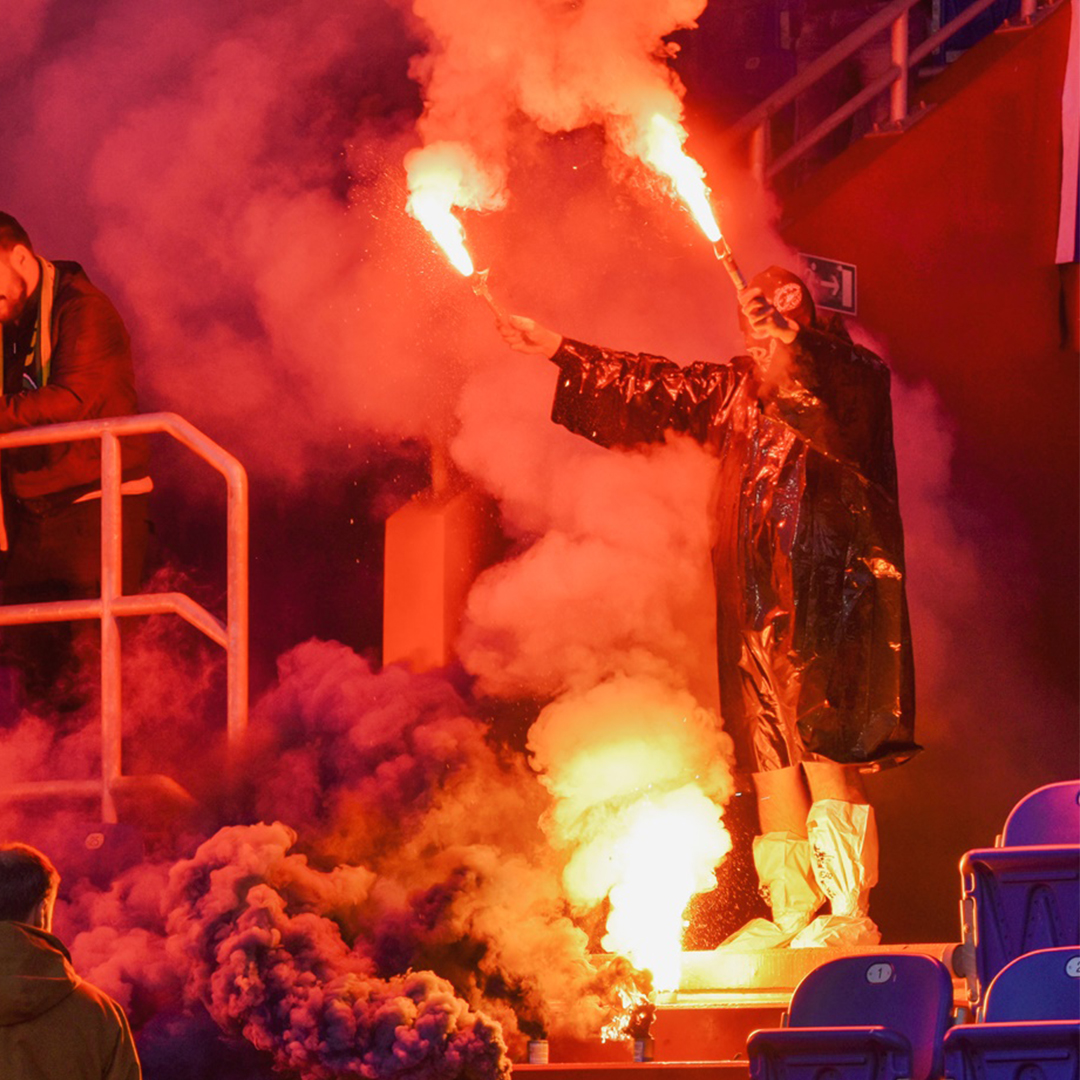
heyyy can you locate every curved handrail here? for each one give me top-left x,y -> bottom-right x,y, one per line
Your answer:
0,412 -> 248,822
731,0 -> 1050,181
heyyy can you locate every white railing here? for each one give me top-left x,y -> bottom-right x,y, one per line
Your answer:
734,0 -> 1053,182
0,413 -> 248,823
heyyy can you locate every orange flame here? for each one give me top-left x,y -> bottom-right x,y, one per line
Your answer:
637,113 -> 722,244
556,740 -> 731,993
600,786 -> 729,990
535,680 -> 734,996
599,984 -> 651,1044
407,184 -> 475,277
405,142 -> 499,277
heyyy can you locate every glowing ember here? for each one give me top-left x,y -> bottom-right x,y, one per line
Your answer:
637,113 -> 722,244
599,985 -> 653,1044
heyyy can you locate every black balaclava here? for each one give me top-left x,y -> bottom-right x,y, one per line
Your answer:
738,265 -> 817,357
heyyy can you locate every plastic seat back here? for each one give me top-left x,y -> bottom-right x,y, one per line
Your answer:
983,947 -> 1080,1022
959,781 -> 1080,1006
1001,781 -> 1080,847
943,948 -> 1080,1080
787,953 -> 955,1080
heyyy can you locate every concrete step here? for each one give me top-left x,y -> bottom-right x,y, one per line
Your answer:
511,944 -> 963,1072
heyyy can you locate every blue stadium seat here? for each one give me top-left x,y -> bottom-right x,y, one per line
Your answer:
959,781 -> 1080,1008
943,947 -> 1080,1080
1000,782 -> 1080,847
747,953 -> 955,1080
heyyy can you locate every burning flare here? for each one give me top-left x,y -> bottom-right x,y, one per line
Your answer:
408,185 -> 475,276
531,678 -> 733,994
405,141 -> 502,277
636,113 -> 722,243
598,786 -> 730,990
633,113 -> 747,288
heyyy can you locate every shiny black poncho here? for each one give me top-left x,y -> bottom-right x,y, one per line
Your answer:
549,325 -> 918,773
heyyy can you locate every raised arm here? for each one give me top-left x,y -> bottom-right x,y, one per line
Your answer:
494,309 -> 740,450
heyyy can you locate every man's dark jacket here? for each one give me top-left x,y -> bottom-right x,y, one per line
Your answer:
0,921 -> 141,1079
0,260 -> 149,501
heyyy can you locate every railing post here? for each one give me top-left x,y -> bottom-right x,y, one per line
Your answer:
750,122 -> 769,184
100,432 -> 123,824
226,465 -> 249,751
1020,0 -> 1037,18
890,8 -> 911,125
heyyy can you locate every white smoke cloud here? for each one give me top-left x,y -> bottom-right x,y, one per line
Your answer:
408,0 -> 709,198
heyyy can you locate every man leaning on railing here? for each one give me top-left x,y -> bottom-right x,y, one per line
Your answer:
0,212 -> 151,716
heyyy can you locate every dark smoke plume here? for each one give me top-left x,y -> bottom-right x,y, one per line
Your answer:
164,821 -> 511,1080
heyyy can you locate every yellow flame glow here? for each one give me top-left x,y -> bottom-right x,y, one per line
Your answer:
638,113 -> 722,244
407,184 -> 475,277
599,985 -> 650,1044
603,787 -> 729,990
405,143 -> 493,277
563,777 -> 731,993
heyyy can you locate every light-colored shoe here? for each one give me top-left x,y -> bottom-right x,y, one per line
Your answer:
719,831 -> 824,949
790,799 -> 881,949
789,912 -> 881,948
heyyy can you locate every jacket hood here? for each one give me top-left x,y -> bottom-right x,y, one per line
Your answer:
0,922 -> 79,1025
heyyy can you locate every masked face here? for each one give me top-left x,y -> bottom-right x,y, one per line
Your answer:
0,246 -> 34,326
738,267 -> 816,374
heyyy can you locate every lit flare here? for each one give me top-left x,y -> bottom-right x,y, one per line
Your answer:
639,114 -> 721,243
404,147 -> 509,316
636,114 -> 747,289
561,762 -> 731,992
602,787 -> 729,990
407,184 -> 476,277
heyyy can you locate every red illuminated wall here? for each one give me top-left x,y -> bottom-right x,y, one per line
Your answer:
772,4 -> 1077,942
781,2 -> 1077,676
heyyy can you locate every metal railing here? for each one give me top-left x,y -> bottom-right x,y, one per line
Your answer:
0,412 -> 248,823
733,0 -> 1050,182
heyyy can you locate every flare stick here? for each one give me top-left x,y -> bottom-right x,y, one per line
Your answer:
712,236 -> 748,292
470,268 -> 509,321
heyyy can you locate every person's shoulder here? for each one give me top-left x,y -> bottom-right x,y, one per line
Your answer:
51,261 -> 129,343
70,973 -> 126,1015
51,263 -> 123,317
52,261 -> 114,307
801,320 -> 888,374
63,974 -> 137,1047
45,976 -> 140,1075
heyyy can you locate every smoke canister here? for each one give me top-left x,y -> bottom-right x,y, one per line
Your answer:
527,1039 -> 549,1064
633,1036 -> 654,1063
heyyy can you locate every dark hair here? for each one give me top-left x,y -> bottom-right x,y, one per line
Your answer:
0,213 -> 34,254
0,843 -> 59,922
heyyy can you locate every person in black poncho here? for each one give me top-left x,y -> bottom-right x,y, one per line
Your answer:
497,267 -> 918,948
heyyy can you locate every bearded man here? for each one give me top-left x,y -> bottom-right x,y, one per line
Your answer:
0,212 -> 150,710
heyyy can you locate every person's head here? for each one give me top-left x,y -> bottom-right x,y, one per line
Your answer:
0,212 -> 41,327
0,843 -> 60,931
739,265 -> 816,364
